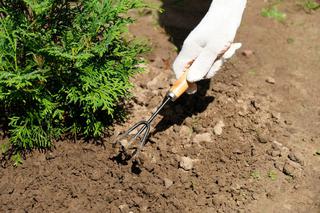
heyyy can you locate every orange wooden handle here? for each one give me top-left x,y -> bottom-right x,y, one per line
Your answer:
168,69 -> 197,100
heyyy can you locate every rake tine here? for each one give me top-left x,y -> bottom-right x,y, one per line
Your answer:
126,121 -> 148,148
132,124 -> 151,158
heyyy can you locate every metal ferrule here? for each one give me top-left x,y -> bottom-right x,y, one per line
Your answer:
166,91 -> 177,101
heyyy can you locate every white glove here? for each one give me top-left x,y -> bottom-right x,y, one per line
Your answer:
173,0 -> 247,82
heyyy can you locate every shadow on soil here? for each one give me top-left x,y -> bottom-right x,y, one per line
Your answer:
159,0 -> 212,48
153,79 -> 214,134
153,0 -> 214,134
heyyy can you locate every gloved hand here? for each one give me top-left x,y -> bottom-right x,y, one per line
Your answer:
173,0 -> 247,82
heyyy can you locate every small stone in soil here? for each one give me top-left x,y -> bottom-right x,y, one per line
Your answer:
215,176 -> 227,187
193,133 -> 212,143
272,112 -> 281,121
212,195 -> 225,206
232,81 -> 243,87
266,77 -> 276,84
134,91 -> 147,106
284,120 -> 293,125
257,132 -> 270,144
251,99 -> 263,110
242,49 -> 254,57
148,96 -> 161,107
171,147 -> 178,154
90,170 -> 102,181
274,161 -> 285,171
271,150 -> 281,157
213,120 -> 225,136
252,193 -> 259,200
184,117 -> 193,126
163,178 -> 173,188
45,152 -> 56,160
232,148 -> 243,154
142,161 -> 155,172
119,204 -> 129,213
273,141 -> 290,154
219,156 -> 229,163
267,147 -> 281,157
179,125 -> 192,138
283,160 -> 302,177
180,156 -> 194,171
118,138 -> 129,148
288,152 -> 305,166
0,185 -> 14,195
146,73 -> 167,90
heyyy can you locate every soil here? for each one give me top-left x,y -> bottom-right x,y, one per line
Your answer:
1,0 -> 320,212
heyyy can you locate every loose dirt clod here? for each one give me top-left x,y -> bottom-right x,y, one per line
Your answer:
213,120 -> 225,136
266,77 -> 276,84
120,139 -> 129,148
257,132 -> 270,144
193,133 -> 212,143
288,152 -> 305,166
119,204 -> 129,213
146,72 -> 167,90
45,152 -> 56,160
283,160 -> 302,177
90,170 -> 102,181
179,125 -> 192,139
270,150 -> 281,157
274,161 -> 285,171
272,141 -> 290,154
179,156 -> 194,171
163,178 -> 173,188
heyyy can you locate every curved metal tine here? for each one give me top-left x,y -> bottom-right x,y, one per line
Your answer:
112,120 -> 147,147
126,121 -> 149,148
132,123 -> 151,158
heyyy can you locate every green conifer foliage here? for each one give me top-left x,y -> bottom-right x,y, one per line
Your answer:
0,0 -> 147,154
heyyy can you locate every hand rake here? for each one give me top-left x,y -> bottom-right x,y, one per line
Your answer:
112,69 -> 196,161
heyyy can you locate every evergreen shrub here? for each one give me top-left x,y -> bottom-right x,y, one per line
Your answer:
0,0 -> 147,159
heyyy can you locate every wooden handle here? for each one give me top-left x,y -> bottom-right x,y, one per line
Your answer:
168,69 -> 197,100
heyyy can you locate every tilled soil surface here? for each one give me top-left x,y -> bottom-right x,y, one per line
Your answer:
1,0 -> 320,212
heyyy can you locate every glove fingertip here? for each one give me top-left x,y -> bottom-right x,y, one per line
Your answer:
223,42 -> 242,59
186,70 -> 202,83
233,42 -> 242,49
205,59 -> 223,79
